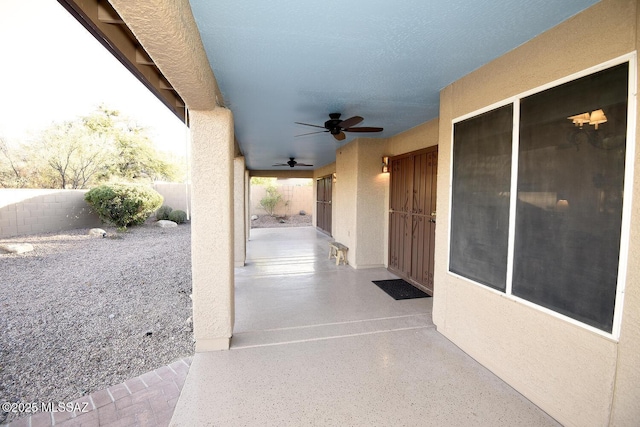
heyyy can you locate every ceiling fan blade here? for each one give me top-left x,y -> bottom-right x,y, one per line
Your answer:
344,126 -> 384,133
295,130 -> 329,137
295,122 -> 326,129
338,116 -> 364,129
272,163 -> 288,166
334,132 -> 346,141
296,163 -> 314,166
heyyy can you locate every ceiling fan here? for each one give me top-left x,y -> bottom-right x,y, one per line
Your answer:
295,113 -> 384,141
273,157 -> 314,168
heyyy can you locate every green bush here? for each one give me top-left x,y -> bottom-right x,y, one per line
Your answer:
156,205 -> 173,220
259,186 -> 282,216
85,184 -> 163,229
168,209 -> 187,224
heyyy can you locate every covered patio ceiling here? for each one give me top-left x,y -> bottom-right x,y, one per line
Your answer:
58,0 -> 600,172
187,0 -> 599,170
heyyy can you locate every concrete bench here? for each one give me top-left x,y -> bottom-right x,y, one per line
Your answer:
328,242 -> 349,265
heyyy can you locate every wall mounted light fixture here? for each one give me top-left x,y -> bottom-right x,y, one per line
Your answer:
568,109 -> 608,129
556,199 -> 569,212
382,156 -> 389,173
588,109 -> 607,129
567,108 -> 616,150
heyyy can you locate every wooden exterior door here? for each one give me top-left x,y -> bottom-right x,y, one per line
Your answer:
388,147 -> 437,294
316,175 -> 332,235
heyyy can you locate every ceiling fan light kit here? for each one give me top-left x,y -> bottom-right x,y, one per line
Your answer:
295,112 -> 383,141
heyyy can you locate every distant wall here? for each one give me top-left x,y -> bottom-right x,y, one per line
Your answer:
0,189 -> 101,238
153,182 -> 191,214
250,184 -> 313,217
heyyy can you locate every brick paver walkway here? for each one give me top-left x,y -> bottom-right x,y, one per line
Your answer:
5,358 -> 191,427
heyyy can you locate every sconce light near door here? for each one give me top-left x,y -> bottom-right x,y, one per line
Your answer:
382,156 -> 389,173
332,172 -> 337,183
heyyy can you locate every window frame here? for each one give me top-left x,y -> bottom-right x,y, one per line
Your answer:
447,52 -> 637,340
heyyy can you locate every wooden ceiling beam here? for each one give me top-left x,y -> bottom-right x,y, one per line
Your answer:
57,0 -> 186,123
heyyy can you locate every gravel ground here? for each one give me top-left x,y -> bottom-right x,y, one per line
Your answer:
0,222 -> 193,424
250,214 -> 312,228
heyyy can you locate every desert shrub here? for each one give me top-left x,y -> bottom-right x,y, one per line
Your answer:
156,205 -> 173,220
168,209 -> 187,224
259,186 -> 282,216
85,184 -> 163,229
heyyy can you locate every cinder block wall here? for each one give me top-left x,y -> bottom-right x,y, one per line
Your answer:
0,189 -> 101,239
153,182 -> 191,214
250,185 -> 313,217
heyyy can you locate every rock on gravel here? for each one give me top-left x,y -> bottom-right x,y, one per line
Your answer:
88,228 -> 106,237
0,243 -> 34,254
156,220 -> 178,228
0,223 -> 193,424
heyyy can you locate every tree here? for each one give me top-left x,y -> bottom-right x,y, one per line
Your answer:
109,123 -> 182,182
250,176 -> 276,186
0,137 -> 29,188
28,119 -> 113,189
1,106 -> 185,189
86,106 -> 183,184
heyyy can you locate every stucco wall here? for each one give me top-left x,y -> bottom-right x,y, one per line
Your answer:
333,138 -> 389,268
0,189 -> 101,238
354,138 -> 388,268
334,143 -> 358,261
433,1 -> 639,425
386,120 -> 439,157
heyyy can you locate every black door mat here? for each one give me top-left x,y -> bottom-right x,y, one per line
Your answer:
372,279 -> 431,300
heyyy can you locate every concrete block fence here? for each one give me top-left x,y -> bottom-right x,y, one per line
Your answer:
0,189 -> 101,239
152,181 -> 191,214
250,184 -> 313,217
0,182 -> 309,238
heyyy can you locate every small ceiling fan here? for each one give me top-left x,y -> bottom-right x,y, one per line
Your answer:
273,157 -> 313,168
295,113 -> 384,141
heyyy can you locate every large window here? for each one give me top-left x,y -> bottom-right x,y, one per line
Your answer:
450,59 -> 633,334
450,105 -> 512,291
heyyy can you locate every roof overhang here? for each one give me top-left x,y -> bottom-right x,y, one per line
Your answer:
57,0 -> 186,123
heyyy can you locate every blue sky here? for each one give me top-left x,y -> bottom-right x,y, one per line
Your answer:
0,0 -> 187,156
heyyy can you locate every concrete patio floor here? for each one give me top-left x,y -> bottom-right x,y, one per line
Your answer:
170,227 -> 560,426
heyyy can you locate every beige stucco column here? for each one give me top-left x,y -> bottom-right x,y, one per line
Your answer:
234,157 -> 246,267
333,138 -> 388,268
190,108 -> 235,352
108,0 -> 234,353
245,170 -> 250,241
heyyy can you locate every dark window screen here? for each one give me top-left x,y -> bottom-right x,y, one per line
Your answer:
514,63 -> 628,332
450,105 -> 513,291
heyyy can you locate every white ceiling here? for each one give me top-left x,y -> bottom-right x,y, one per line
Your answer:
188,0 -> 599,170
